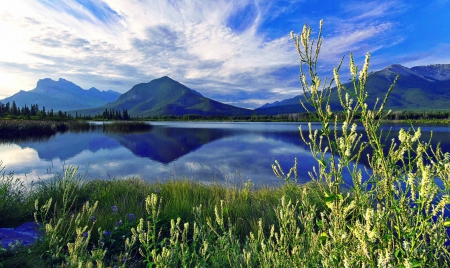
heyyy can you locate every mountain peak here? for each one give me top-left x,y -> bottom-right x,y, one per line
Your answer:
410,64 -> 450,81
1,78 -> 120,111
35,78 -> 81,94
77,76 -> 251,117
155,76 -> 175,82
377,64 -> 422,79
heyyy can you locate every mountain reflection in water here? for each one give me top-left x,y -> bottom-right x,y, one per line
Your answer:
1,122 -> 449,187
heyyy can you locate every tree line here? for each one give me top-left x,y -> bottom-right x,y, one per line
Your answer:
3,100 -> 450,122
0,101 -> 74,120
0,101 -> 132,121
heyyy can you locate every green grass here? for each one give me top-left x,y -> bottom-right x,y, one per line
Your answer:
0,166 -> 325,267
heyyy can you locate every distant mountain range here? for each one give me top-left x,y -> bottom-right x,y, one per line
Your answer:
0,78 -> 120,111
256,64 -> 450,114
75,76 -> 252,117
2,63 -> 450,117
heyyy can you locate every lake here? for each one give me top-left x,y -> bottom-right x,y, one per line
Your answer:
1,121 -> 450,187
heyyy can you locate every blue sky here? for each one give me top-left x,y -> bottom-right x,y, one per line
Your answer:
0,0 -> 449,108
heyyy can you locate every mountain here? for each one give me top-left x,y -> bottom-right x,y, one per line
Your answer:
255,64 -> 450,114
76,76 -> 252,117
0,78 -> 120,111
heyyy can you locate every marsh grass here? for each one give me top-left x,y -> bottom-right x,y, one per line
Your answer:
0,120 -> 91,141
101,121 -> 153,133
0,163 -> 35,227
0,165 -> 324,267
0,120 -> 152,143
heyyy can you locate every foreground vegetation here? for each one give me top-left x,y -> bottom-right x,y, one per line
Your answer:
0,166 -> 325,267
1,20 -> 450,267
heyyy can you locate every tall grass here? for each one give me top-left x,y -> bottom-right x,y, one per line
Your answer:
102,121 -> 153,133
0,162 -> 34,227
0,168 -> 324,267
0,120 -> 152,142
0,120 -> 91,141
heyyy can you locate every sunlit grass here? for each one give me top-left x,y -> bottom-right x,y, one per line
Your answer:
0,165 -> 325,267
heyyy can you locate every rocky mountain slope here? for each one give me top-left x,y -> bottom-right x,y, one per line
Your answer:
0,78 -> 120,111
256,64 -> 450,114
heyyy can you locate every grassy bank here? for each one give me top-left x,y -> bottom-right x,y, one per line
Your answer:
0,120 -> 90,140
101,121 -> 152,133
0,166 -> 325,267
0,120 -> 152,141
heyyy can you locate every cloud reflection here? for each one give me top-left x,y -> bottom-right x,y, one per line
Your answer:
0,123 -> 316,187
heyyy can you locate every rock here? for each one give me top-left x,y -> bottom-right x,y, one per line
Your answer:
0,222 -> 43,249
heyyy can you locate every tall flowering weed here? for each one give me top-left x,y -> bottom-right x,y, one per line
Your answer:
273,20 -> 450,267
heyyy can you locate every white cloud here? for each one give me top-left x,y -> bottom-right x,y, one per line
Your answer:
0,0 -> 432,108
402,44 -> 450,67
0,0 -> 297,106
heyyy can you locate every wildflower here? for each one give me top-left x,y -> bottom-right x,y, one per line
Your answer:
111,205 -> 119,213
89,216 -> 96,222
128,213 -> 136,221
411,127 -> 421,142
116,220 -> 123,226
342,121 -> 348,132
349,53 -> 357,77
359,52 -> 370,81
104,230 -> 111,236
83,231 -> 89,242
402,240 -> 411,251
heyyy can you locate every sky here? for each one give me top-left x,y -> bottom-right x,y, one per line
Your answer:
0,0 -> 449,109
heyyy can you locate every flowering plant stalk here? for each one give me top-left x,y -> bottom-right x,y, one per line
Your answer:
273,20 -> 450,267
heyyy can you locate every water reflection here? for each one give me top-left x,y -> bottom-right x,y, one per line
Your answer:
1,122 -> 449,187
107,126 -> 234,163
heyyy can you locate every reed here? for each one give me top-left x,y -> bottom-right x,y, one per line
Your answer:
101,121 -> 153,133
0,120 -> 152,143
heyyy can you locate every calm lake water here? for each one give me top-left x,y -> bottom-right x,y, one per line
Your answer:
1,121 -> 450,187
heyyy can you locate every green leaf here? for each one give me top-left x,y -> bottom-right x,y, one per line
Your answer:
319,232 -> 328,241
444,220 -> 450,227
324,194 -> 343,203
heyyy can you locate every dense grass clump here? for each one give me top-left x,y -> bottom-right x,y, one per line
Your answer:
0,120 -> 91,141
102,121 -> 153,133
0,120 -> 152,142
